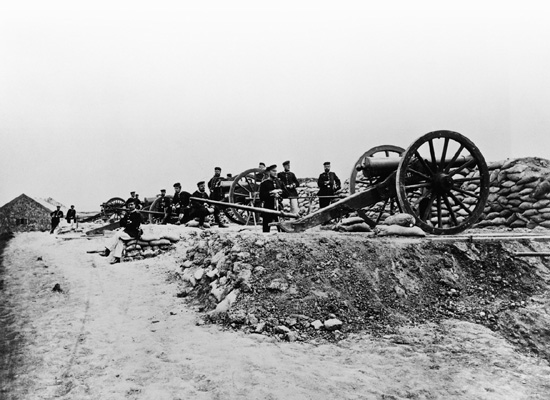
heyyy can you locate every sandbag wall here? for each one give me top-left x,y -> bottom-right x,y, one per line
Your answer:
477,158 -> 550,229
121,233 -> 180,262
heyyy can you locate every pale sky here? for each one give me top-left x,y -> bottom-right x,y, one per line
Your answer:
1,1 -> 549,211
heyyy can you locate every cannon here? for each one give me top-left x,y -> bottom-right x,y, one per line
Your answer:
277,130 -> 490,234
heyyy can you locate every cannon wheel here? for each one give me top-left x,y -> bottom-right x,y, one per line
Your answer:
227,168 -> 266,225
396,130 -> 490,235
103,197 -> 125,219
349,145 -> 405,225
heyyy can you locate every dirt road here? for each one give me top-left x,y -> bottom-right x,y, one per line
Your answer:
1,232 -> 549,399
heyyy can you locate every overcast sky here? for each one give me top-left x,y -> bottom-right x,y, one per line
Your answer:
1,1 -> 549,211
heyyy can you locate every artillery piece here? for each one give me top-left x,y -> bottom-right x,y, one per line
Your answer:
278,130 -> 490,234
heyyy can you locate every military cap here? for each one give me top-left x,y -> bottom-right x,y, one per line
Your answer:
197,181 -> 205,186
214,167 -> 222,171
323,161 -> 331,166
266,164 -> 277,172
282,160 -> 290,166
160,189 -> 166,193
173,182 -> 181,188
130,191 -> 135,195
259,162 -> 266,167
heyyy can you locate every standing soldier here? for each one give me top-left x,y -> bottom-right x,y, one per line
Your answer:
317,161 -> 341,209
208,167 -> 225,201
259,164 -> 285,233
66,205 -> 77,230
126,191 -> 138,207
158,189 -> 171,224
277,160 -> 300,215
50,205 -> 64,234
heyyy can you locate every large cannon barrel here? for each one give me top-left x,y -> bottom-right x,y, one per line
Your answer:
358,155 -> 473,178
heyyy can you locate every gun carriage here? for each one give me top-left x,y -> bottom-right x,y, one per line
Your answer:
197,130 -> 490,235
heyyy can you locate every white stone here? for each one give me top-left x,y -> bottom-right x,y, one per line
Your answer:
324,319 -> 343,331
211,250 -> 225,265
206,268 -> 219,279
311,320 -> 323,330
194,268 -> 205,281
214,289 -> 240,313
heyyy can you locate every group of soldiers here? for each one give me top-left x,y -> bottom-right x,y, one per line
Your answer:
124,160 -> 342,233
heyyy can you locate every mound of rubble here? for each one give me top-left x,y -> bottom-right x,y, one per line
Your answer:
173,229 -> 550,359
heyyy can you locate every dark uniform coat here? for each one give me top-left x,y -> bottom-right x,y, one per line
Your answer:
277,171 -> 299,198
158,195 -> 171,211
259,178 -> 285,210
208,175 -> 225,201
66,208 -> 76,222
317,171 -> 341,209
120,210 -> 142,238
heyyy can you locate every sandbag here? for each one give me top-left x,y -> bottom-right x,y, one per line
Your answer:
383,213 -> 415,227
150,239 -> 171,246
140,233 -> 161,242
161,233 -> 180,243
137,240 -> 151,246
375,225 -> 426,237
125,244 -> 142,252
340,216 -> 366,226
340,223 -> 372,232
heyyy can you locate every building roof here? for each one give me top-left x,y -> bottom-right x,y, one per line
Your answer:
0,194 -> 66,213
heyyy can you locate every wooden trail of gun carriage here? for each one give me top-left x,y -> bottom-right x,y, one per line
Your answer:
86,130 -> 493,236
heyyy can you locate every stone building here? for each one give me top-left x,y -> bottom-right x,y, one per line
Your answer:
0,194 -> 66,233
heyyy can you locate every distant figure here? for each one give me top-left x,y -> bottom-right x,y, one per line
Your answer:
100,201 -> 142,264
171,182 -> 191,225
190,181 -> 227,229
126,191 -> 140,208
50,206 -> 64,234
259,164 -> 285,233
158,189 -> 171,224
317,161 -> 341,209
66,205 -> 77,230
278,160 -> 300,214
255,162 -> 267,182
134,194 -> 142,210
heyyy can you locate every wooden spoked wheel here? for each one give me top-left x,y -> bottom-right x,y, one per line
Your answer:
227,168 -> 267,225
396,130 -> 489,235
103,197 -> 126,219
349,145 -> 405,225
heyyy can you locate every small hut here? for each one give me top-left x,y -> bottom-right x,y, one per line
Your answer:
0,194 -> 66,233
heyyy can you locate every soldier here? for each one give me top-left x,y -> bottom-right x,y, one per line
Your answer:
100,200 -> 142,264
277,160 -> 300,214
134,194 -> 142,210
259,164 -> 285,233
126,191 -> 139,208
190,181 -> 227,228
171,182 -> 191,225
208,167 -> 225,201
255,162 -> 267,182
317,161 -> 341,209
158,189 -> 171,224
66,205 -> 77,230
50,205 -> 64,234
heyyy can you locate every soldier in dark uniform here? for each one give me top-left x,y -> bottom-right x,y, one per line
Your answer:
134,194 -> 142,210
259,164 -> 286,233
66,205 -> 77,229
50,206 -> 64,234
208,167 -> 225,201
170,182 -> 191,225
101,200 -> 142,264
190,181 -> 227,228
158,189 -> 172,224
277,160 -> 300,214
317,161 -> 341,209
126,191 -> 140,208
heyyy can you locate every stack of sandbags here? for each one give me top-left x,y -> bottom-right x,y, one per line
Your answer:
121,232 -> 180,262
333,216 -> 372,232
476,157 -> 550,229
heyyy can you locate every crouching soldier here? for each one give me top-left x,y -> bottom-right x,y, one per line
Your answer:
190,181 -> 227,229
100,201 -> 142,264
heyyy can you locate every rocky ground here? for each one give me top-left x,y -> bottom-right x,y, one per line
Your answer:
1,226 -> 550,399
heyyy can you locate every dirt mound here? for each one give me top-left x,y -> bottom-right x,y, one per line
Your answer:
173,230 -> 550,359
